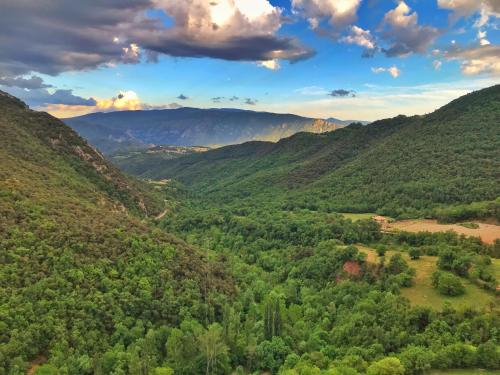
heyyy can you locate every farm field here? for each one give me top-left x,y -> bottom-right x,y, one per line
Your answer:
386,219 -> 500,244
357,246 -> 498,310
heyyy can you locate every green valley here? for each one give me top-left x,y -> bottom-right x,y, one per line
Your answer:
0,86 -> 499,375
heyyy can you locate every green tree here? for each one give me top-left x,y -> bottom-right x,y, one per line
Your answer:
367,357 -> 404,375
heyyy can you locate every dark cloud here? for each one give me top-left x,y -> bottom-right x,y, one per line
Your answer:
177,94 -> 188,100
2,87 -> 96,107
0,0 -> 314,80
0,75 -> 52,89
212,96 -> 224,103
244,98 -> 258,105
329,89 -> 356,97
229,96 -> 239,101
138,34 -> 315,63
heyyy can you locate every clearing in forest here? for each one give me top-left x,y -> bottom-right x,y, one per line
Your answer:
357,246 -> 498,310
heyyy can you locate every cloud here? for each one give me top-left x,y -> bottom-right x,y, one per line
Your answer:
437,0 -> 500,27
444,45 -> 500,75
380,1 -> 441,57
258,59 -> 281,70
134,0 -> 315,64
229,96 -> 239,101
0,75 -> 52,89
95,91 -> 143,111
1,86 -> 96,107
292,0 -> 362,31
341,25 -> 376,54
244,98 -> 258,105
477,30 -> 491,46
0,0 -> 314,81
42,90 -> 184,117
433,60 -> 442,70
177,94 -> 189,100
372,65 -> 401,78
212,96 -> 224,103
329,89 -> 356,97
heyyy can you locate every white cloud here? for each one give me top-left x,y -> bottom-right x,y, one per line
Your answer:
437,0 -> 500,27
372,65 -> 401,78
433,60 -> 442,70
291,0 -> 362,30
258,59 -> 281,70
477,30 -> 491,46
381,1 -> 440,57
341,25 -> 376,49
444,45 -> 500,75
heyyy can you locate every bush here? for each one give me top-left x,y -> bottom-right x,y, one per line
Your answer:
432,272 -> 465,296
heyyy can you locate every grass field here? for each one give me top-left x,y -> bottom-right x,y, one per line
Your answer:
429,370 -> 500,375
357,245 -> 497,310
340,213 -> 377,221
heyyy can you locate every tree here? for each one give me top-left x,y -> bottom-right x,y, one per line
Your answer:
408,248 -> 421,260
432,272 -> 465,296
256,337 -> 290,374
367,357 -> 404,375
477,341 -> 500,369
398,346 -> 434,374
264,295 -> 282,340
198,323 -> 229,375
376,245 -> 387,257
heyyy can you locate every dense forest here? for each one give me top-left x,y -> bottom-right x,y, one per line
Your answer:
0,88 -> 499,375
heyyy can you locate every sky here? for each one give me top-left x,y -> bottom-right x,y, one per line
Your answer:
0,0 -> 499,121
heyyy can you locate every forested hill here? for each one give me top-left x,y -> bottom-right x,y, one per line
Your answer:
132,85 -> 500,217
63,107 -> 342,154
0,91 -> 233,372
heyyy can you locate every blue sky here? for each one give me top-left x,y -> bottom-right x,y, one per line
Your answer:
0,0 -> 498,120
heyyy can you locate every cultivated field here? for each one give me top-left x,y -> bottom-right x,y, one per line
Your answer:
386,220 -> 500,244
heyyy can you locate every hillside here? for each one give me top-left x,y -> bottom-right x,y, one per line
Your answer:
110,145 -> 210,176
63,107 -> 342,154
126,85 -> 500,217
0,91 -> 232,372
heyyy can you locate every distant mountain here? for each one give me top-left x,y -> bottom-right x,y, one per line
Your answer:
125,85 -> 500,217
62,107 -> 343,154
326,117 -> 371,126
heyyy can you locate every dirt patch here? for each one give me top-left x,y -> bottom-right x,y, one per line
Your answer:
343,261 -> 361,276
27,355 -> 46,375
386,220 -> 500,244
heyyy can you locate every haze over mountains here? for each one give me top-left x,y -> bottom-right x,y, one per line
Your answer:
63,108 -> 344,155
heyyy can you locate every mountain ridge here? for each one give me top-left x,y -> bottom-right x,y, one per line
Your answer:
63,107 -> 344,154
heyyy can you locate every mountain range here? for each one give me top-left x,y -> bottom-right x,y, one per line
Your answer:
121,85 -> 500,218
63,108 -> 344,155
